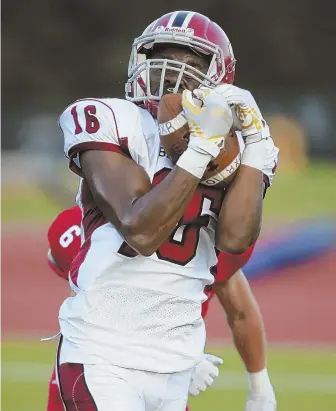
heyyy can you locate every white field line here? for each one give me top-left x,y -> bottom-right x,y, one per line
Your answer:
2,362 -> 336,394
4,336 -> 336,350
207,339 -> 336,351
214,371 -> 336,394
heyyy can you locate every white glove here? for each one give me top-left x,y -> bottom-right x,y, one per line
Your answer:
182,88 -> 233,158
188,353 -> 223,397
246,369 -> 277,411
215,84 -> 280,173
214,84 -> 266,144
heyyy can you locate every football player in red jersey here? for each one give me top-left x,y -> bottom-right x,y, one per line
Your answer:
46,206 -> 81,411
46,206 -> 274,411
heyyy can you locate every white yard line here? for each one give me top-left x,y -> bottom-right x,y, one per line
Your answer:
214,371 -> 336,394
2,362 -> 336,394
207,339 -> 336,351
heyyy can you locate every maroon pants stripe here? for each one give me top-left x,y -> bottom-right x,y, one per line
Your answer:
56,337 -> 98,410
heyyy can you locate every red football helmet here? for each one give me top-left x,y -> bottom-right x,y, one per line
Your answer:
125,11 -> 236,116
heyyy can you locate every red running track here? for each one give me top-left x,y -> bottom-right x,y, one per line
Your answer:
2,228 -> 336,344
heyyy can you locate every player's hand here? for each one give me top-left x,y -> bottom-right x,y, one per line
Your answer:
188,353 -> 223,397
182,88 -> 233,158
215,84 -> 280,173
245,391 -> 277,411
214,84 -> 265,145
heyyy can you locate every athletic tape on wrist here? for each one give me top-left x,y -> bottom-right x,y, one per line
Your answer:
176,147 -> 212,179
247,368 -> 273,395
241,140 -> 268,171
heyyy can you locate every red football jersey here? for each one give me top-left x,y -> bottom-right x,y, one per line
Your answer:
47,206 -> 82,280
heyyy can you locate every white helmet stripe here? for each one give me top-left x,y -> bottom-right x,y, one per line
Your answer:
181,12 -> 195,28
167,11 -> 179,27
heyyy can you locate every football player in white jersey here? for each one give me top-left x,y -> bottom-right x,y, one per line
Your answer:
56,10 -> 279,411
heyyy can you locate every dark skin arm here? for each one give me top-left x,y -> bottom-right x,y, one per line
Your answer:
216,165 -> 264,254
80,150 -> 200,256
214,269 -> 266,372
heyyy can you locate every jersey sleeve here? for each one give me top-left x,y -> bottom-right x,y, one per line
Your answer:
47,249 -> 67,280
262,138 -> 279,191
59,98 -> 145,175
242,89 -> 279,191
47,206 -> 82,280
215,242 -> 256,282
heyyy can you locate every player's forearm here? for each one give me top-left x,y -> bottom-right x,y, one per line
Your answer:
228,300 -> 266,372
216,165 -> 263,254
121,166 -> 200,255
215,273 -> 267,372
81,149 -> 205,257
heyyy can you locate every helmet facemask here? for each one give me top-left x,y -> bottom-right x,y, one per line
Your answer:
125,30 -> 227,104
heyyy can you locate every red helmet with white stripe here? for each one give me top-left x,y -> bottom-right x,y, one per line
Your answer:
125,10 -> 236,116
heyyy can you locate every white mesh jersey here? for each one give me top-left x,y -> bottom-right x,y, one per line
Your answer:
58,96 -> 278,373
58,97 -> 225,373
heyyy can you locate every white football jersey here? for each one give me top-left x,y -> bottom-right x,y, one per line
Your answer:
58,96 -> 278,373
58,98 -> 223,372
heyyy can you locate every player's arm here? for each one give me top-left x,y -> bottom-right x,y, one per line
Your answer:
214,270 -> 275,398
80,151 -> 200,256
217,165 -> 264,254
61,94 -> 229,257
215,86 -> 279,254
214,270 -> 266,372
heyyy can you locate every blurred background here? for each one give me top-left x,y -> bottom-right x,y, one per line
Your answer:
2,1 -> 336,410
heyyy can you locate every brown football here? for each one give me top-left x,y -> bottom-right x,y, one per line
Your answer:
157,93 -> 241,187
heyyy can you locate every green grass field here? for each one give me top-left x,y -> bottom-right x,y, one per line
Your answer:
2,341 -> 336,411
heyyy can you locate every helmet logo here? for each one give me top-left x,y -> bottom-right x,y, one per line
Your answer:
155,26 -> 194,36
